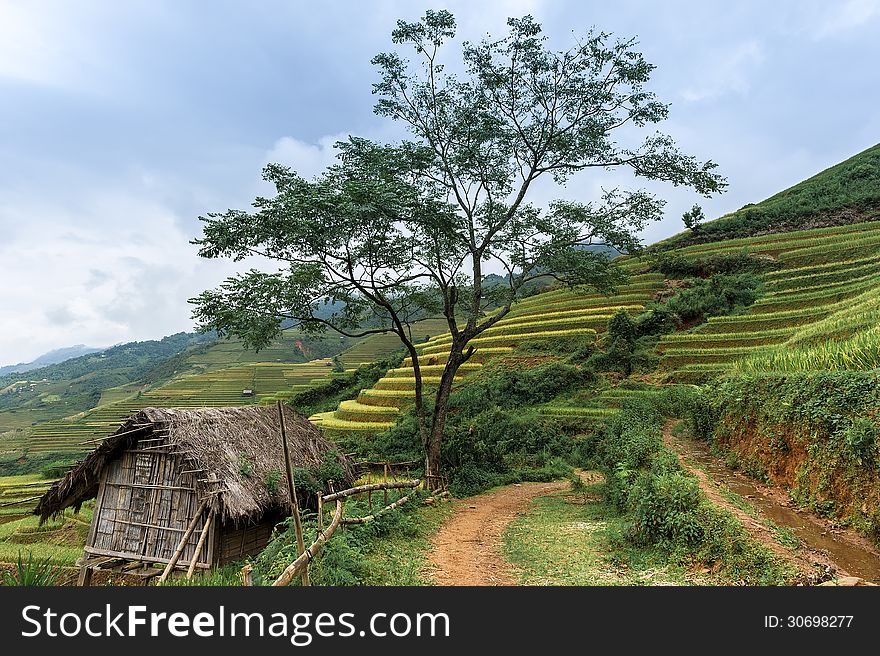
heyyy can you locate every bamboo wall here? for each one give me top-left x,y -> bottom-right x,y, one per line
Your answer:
85,447 -> 212,568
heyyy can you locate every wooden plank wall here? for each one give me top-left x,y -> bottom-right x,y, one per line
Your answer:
88,444 -> 211,567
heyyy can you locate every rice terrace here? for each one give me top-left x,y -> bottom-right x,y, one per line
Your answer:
2,3 -> 880,596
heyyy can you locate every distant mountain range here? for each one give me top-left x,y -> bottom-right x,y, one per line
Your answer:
0,344 -> 104,376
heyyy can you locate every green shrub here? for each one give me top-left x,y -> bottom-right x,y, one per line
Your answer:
654,251 -> 782,278
842,417 -> 878,466
663,273 -> 763,324
629,470 -> 704,547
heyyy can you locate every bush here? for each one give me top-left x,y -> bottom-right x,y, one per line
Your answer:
683,390 -> 720,441
654,251 -> 782,278
663,273 -> 762,323
629,470 -> 704,547
842,417 -> 878,466
449,362 -> 596,414
443,409 -> 579,495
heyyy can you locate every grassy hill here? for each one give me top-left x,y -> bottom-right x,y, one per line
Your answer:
0,333 -> 216,434
657,142 -> 880,249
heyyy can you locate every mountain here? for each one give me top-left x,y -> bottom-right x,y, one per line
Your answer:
0,345 -> 103,376
657,142 -> 880,249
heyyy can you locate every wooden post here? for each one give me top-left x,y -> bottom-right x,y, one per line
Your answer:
317,491 -> 324,534
185,510 -> 214,579
240,564 -> 253,587
278,400 -> 310,586
383,463 -> 389,506
77,563 -> 94,587
158,499 -> 207,583
367,470 -> 372,511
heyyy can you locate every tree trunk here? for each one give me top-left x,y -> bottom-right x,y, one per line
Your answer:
425,345 -> 468,490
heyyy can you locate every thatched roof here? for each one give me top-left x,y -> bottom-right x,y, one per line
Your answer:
34,405 -> 354,523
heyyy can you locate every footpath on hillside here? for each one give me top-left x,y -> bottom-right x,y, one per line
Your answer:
427,481 -> 567,585
663,420 -> 880,585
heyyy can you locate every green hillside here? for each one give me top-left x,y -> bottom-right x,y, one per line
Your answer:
0,333 -> 215,434
658,142 -> 880,248
0,320 -> 447,461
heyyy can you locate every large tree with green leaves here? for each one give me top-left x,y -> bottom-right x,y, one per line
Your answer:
190,10 -> 725,486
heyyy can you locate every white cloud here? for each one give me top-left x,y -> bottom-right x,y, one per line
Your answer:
812,0 -> 880,39
0,0 -> 106,89
0,188 -> 248,365
681,40 -> 764,102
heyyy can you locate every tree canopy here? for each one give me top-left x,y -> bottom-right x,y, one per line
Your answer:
191,11 -> 725,482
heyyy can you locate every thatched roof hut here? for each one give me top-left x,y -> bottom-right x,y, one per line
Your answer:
35,405 -> 354,583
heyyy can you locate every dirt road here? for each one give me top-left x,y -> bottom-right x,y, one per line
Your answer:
427,481 -> 567,585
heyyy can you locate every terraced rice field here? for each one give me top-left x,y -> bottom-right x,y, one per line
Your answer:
0,475 -> 56,517
336,318 -> 451,368
536,383 -> 663,427
4,322 -> 460,457
657,221 -> 880,382
0,480 -> 92,564
21,360 -> 338,455
311,273 -> 666,437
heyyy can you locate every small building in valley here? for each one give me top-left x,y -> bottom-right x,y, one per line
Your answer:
34,405 -> 353,584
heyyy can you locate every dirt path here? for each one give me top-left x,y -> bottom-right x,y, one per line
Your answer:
663,420 -> 880,585
427,481 -> 567,585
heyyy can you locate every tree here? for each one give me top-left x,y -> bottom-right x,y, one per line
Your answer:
599,310 -> 638,376
190,11 -> 725,486
682,204 -> 705,232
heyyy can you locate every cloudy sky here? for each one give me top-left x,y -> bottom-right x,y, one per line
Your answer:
1,0 -> 878,366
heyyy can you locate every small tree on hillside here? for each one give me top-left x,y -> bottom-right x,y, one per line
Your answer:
190,11 -> 725,486
682,204 -> 705,233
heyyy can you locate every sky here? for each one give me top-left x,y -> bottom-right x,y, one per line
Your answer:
0,0 -> 878,366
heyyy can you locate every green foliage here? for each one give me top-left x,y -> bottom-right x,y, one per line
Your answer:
516,334 -> 596,364
331,356 -> 345,373
662,273 -> 762,323
681,204 -> 705,232
252,496 -> 435,586
654,250 -> 782,278
597,310 -> 638,376
1,551 -> 61,586
367,362 -> 594,495
238,456 -> 254,478
264,470 -> 282,496
159,566 -> 243,586
449,362 -> 596,414
629,470 -> 704,547
0,454 -> 74,478
843,418 -> 878,466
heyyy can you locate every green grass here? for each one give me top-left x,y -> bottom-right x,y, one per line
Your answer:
504,484 -> 712,585
358,502 -> 454,585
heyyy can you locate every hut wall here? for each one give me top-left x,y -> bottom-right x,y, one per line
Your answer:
216,513 -> 283,564
85,447 -> 212,568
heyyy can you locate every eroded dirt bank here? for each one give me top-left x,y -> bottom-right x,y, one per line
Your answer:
665,421 -> 880,584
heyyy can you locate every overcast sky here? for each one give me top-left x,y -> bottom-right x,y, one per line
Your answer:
1,0 -> 878,366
